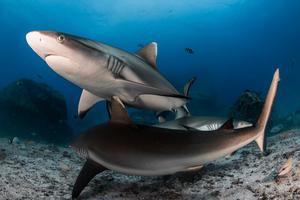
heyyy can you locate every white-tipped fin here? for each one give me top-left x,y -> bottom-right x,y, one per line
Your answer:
255,68 -> 280,152
137,42 -> 158,70
78,90 -> 105,119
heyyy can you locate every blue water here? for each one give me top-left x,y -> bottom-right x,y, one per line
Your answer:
0,0 -> 299,134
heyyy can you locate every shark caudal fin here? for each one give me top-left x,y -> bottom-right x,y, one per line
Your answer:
255,69 -> 280,152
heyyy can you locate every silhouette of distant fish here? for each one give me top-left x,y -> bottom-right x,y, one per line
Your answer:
36,74 -> 43,79
185,47 -> 194,54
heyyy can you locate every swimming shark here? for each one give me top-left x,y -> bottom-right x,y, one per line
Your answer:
26,31 -> 188,118
70,69 -> 280,198
156,77 -> 253,130
155,116 -> 252,131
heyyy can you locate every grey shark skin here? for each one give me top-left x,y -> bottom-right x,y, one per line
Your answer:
155,116 -> 252,131
26,31 -> 188,118
71,69 -> 280,199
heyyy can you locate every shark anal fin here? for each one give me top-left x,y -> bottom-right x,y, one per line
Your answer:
110,96 -> 134,125
78,90 -> 105,119
219,118 -> 234,130
72,160 -> 106,199
136,42 -> 158,70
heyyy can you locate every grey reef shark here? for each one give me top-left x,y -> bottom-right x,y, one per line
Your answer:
70,69 -> 280,199
26,31 -> 189,119
156,77 -> 253,130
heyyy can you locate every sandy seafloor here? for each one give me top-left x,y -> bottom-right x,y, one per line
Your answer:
1,129 -> 300,200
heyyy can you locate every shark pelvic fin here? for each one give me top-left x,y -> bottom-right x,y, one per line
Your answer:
110,96 -> 134,125
137,42 -> 158,70
219,118 -> 234,130
72,160 -> 106,199
175,77 -> 197,119
78,90 -> 105,119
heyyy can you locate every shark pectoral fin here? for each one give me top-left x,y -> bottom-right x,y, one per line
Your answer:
136,42 -> 158,70
110,96 -> 135,126
218,118 -> 234,130
118,79 -> 190,102
78,90 -> 105,119
72,160 -> 106,199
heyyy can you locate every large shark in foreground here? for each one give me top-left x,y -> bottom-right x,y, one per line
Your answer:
26,31 -> 188,118
71,69 -> 280,198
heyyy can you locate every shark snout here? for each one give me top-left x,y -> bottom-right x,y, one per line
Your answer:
26,31 -> 55,59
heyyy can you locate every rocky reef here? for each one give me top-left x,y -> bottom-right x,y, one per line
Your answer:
229,90 -> 264,124
0,79 -> 73,143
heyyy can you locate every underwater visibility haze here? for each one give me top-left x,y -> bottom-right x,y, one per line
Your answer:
0,0 -> 300,199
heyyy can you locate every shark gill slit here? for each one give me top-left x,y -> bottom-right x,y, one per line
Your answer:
107,55 -> 125,76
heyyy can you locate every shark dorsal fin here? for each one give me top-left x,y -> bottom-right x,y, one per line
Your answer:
219,118 -> 234,130
110,96 -> 133,125
137,42 -> 158,70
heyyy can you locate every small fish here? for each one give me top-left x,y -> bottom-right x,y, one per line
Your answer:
278,155 -> 293,177
184,48 -> 194,54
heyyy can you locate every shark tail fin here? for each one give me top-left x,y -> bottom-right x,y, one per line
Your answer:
175,76 -> 197,119
255,68 -> 280,152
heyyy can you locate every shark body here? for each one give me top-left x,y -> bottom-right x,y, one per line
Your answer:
71,69 -> 280,198
26,31 -> 188,118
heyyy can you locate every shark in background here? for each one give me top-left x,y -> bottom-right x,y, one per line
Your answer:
156,77 -> 253,131
70,69 -> 280,198
26,31 -> 189,119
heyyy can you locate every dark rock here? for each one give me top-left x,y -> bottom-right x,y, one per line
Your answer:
229,90 -> 263,123
62,151 -> 71,158
0,79 -> 73,144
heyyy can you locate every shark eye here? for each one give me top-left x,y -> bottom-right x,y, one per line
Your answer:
57,35 -> 65,43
